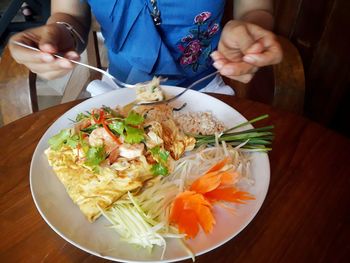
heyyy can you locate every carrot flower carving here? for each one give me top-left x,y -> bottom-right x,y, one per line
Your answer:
169,157 -> 255,238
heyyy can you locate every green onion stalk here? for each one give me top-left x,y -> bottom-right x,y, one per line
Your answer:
194,114 -> 274,152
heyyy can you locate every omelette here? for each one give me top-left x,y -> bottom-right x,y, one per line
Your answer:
45,104 -> 195,222
46,146 -> 152,222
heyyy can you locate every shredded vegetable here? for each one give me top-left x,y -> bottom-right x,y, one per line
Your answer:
100,185 -> 187,260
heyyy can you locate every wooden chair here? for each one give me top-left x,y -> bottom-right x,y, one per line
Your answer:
0,46 -> 37,126
60,17 -> 103,103
0,15 -> 305,126
0,0 -> 50,50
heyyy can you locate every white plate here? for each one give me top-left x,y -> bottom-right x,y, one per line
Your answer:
30,86 -> 270,262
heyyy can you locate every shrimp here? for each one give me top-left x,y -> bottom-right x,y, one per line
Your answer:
89,127 -> 119,153
119,143 -> 144,159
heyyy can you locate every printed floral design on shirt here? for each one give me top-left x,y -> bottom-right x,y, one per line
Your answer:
178,11 -> 220,72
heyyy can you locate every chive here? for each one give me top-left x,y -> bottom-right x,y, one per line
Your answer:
224,114 -> 269,133
193,114 -> 274,152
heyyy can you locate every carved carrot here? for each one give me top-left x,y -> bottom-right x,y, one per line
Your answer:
169,157 -> 254,238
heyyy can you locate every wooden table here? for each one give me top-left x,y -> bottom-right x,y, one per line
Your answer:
0,95 -> 349,263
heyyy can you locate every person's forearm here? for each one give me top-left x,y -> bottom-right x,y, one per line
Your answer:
47,0 -> 91,51
234,0 -> 274,30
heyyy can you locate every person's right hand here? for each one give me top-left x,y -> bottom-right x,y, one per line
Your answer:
9,23 -> 80,80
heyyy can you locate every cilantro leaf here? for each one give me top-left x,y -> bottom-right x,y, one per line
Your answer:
109,121 -> 125,135
125,111 -> 144,126
124,126 -> 144,144
159,149 -> 170,162
85,146 -> 106,166
48,129 -> 71,150
149,146 -> 160,156
66,134 -> 80,148
151,163 -> 169,176
150,146 -> 169,162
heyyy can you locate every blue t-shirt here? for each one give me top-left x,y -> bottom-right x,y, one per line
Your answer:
86,0 -> 226,89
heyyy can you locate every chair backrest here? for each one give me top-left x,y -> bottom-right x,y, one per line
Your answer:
60,16 -> 105,103
0,46 -> 38,126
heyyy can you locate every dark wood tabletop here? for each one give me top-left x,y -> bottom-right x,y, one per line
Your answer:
0,95 -> 349,263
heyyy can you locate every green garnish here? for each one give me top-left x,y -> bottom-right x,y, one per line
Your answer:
85,146 -> 106,166
66,134 -> 80,148
149,146 -> 160,156
151,163 -> 169,176
194,114 -> 274,152
125,111 -> 144,126
81,124 -> 100,134
48,129 -> 71,150
102,105 -> 122,117
150,146 -> 169,162
149,146 -> 170,175
124,126 -> 144,144
76,112 -> 90,122
159,149 -> 170,162
107,112 -> 145,144
108,121 -> 125,135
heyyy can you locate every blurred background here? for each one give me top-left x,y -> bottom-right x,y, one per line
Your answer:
0,0 -> 349,136
273,0 -> 350,137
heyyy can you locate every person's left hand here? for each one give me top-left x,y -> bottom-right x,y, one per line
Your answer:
211,20 -> 283,83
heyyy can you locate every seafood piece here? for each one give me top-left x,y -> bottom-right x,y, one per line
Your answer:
119,143 -> 145,159
89,127 -> 119,153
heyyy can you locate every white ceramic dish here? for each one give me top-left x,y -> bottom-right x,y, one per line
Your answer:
30,86 -> 270,262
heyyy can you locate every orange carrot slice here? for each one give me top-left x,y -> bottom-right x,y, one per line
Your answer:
218,171 -> 239,186
204,188 -> 255,204
177,210 -> 199,239
207,157 -> 230,173
190,170 -> 239,193
169,191 -> 215,238
169,191 -> 192,223
196,204 -> 215,234
190,171 -> 221,193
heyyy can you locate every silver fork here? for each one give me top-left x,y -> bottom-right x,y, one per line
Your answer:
11,40 -> 146,88
136,70 -> 219,106
12,41 -> 219,102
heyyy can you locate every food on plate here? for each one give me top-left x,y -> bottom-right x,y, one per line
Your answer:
46,104 -> 196,222
135,77 -> 164,102
173,111 -> 225,135
45,83 -> 273,259
169,157 -> 255,238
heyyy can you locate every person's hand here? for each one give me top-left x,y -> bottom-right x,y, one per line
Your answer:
211,20 -> 283,83
9,23 -> 79,80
